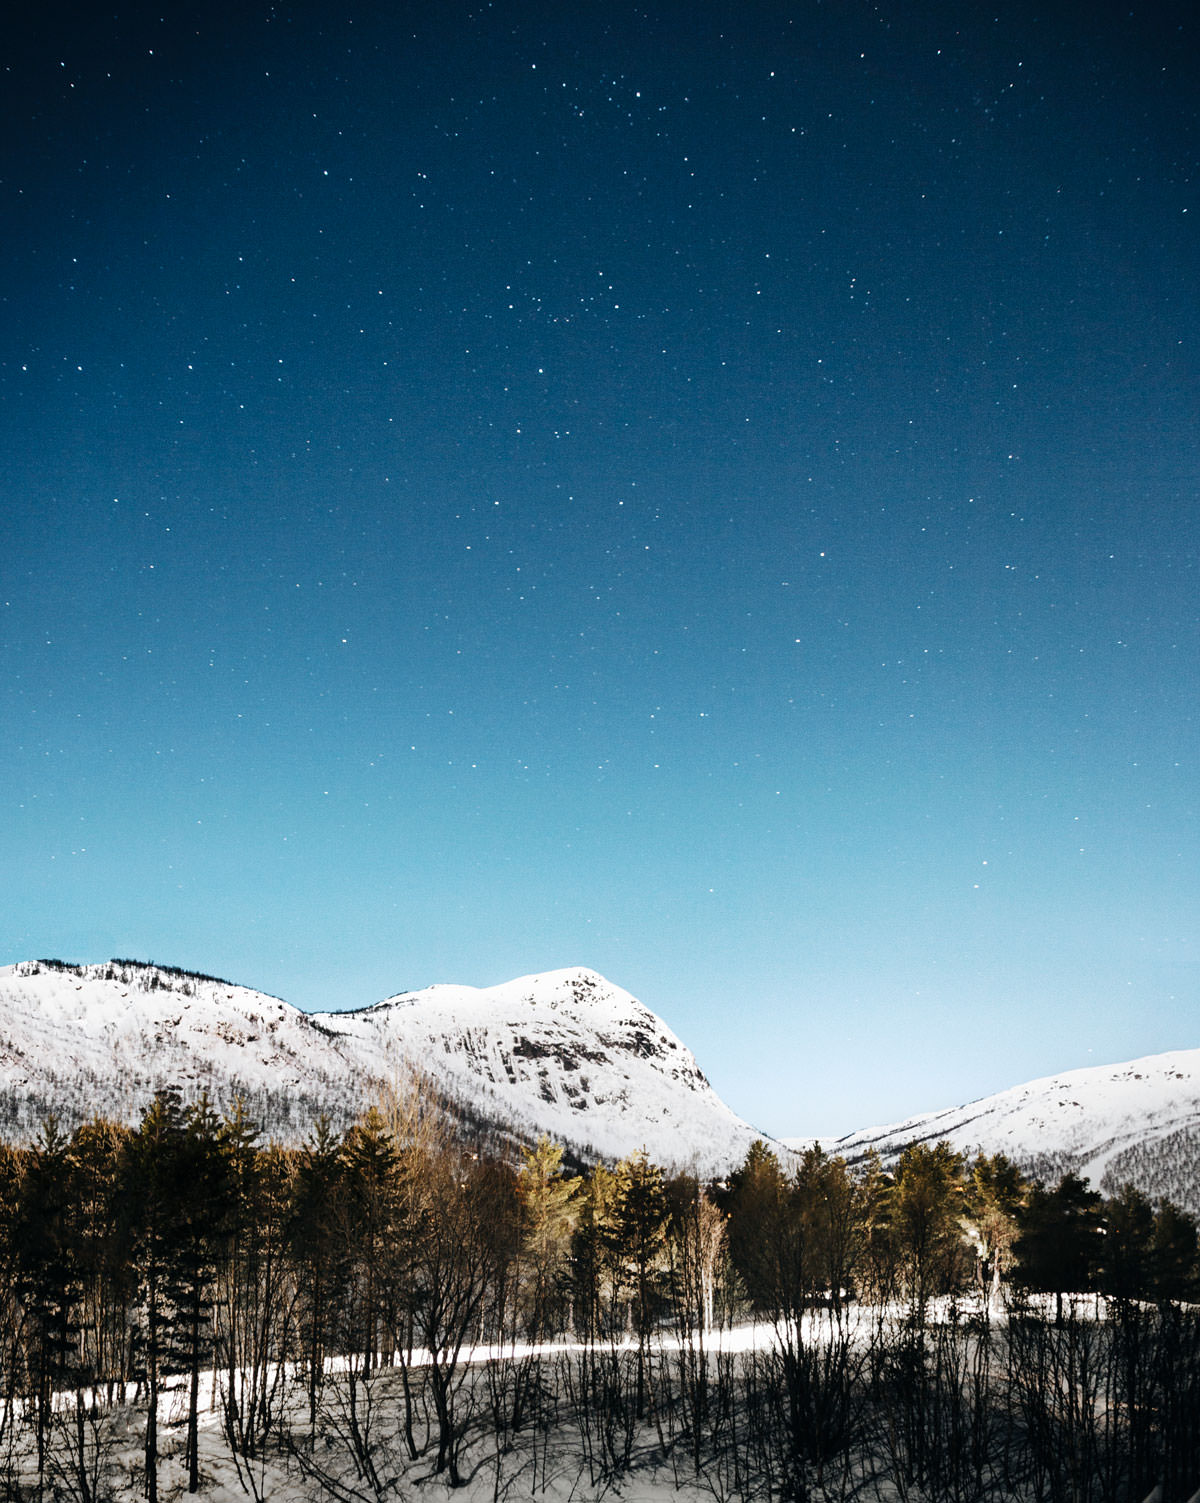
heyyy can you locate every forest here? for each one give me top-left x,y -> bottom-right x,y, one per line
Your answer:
1,1085 -> 1198,1503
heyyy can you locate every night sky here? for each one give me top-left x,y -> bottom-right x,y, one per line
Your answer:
3,1 -> 1197,1138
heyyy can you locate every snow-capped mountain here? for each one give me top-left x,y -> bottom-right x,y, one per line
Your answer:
0,959 -> 770,1173
794,1049 -> 1200,1213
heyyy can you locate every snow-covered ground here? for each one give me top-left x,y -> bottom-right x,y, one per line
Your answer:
10,1323 -> 795,1503
19,1295 -> 1176,1503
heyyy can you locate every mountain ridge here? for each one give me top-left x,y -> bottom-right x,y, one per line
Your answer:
2,958 -> 1195,1207
789,1045 -> 1200,1215
0,958 -> 770,1174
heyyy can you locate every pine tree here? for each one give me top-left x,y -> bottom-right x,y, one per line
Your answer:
516,1136 -> 581,1342
68,1118 -> 132,1404
288,1116 -> 347,1431
964,1152 -> 1025,1308
215,1101 -> 292,1484
724,1139 -> 788,1313
604,1150 -> 668,1418
0,1142 -> 25,1488
340,1106 -> 399,1372
888,1141 -> 967,1325
15,1116 -> 82,1496
570,1161 -> 618,1342
1150,1199 -> 1199,1304
1102,1182 -> 1156,1302
118,1090 -> 214,1503
791,1145 -> 863,1315
1014,1172 -> 1103,1324
177,1095 -> 235,1493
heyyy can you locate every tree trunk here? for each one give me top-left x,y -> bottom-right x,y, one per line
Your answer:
145,1298 -> 159,1503
186,1289 -> 202,1492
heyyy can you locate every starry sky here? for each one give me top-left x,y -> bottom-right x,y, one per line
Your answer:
2,0 -> 1197,1139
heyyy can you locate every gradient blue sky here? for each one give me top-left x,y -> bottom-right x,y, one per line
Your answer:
3,0 -> 1196,1139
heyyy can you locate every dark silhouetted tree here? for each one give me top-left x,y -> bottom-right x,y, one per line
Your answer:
1014,1172 -> 1103,1323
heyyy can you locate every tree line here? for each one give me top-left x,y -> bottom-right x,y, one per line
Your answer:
0,1087 -> 1197,1502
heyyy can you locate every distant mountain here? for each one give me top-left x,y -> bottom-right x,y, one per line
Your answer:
791,1049 -> 1200,1214
8,959 -> 1191,1205
0,959 -> 772,1174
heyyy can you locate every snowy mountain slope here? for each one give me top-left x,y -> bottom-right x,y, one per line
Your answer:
316,966 -> 761,1169
791,1049 -> 1200,1213
0,960 -> 770,1173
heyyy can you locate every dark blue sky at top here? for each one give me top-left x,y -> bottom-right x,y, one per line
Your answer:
2,0 -> 1196,1137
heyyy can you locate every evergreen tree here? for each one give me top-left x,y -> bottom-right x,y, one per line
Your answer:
515,1136 -> 581,1342
214,1101 -> 292,1483
1150,1199 -> 1199,1304
288,1115 -> 347,1429
118,1090 -> 206,1503
15,1116 -> 81,1496
339,1106 -> 399,1372
888,1141 -> 967,1325
724,1139 -> 789,1313
791,1145 -> 863,1314
604,1150 -> 668,1417
964,1152 -> 1025,1307
1013,1172 -> 1103,1324
855,1149 -> 898,1304
1102,1182 -> 1156,1302
0,1142 -> 25,1485
570,1161 -> 619,1341
68,1118 -> 133,1404
177,1096 -> 235,1493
